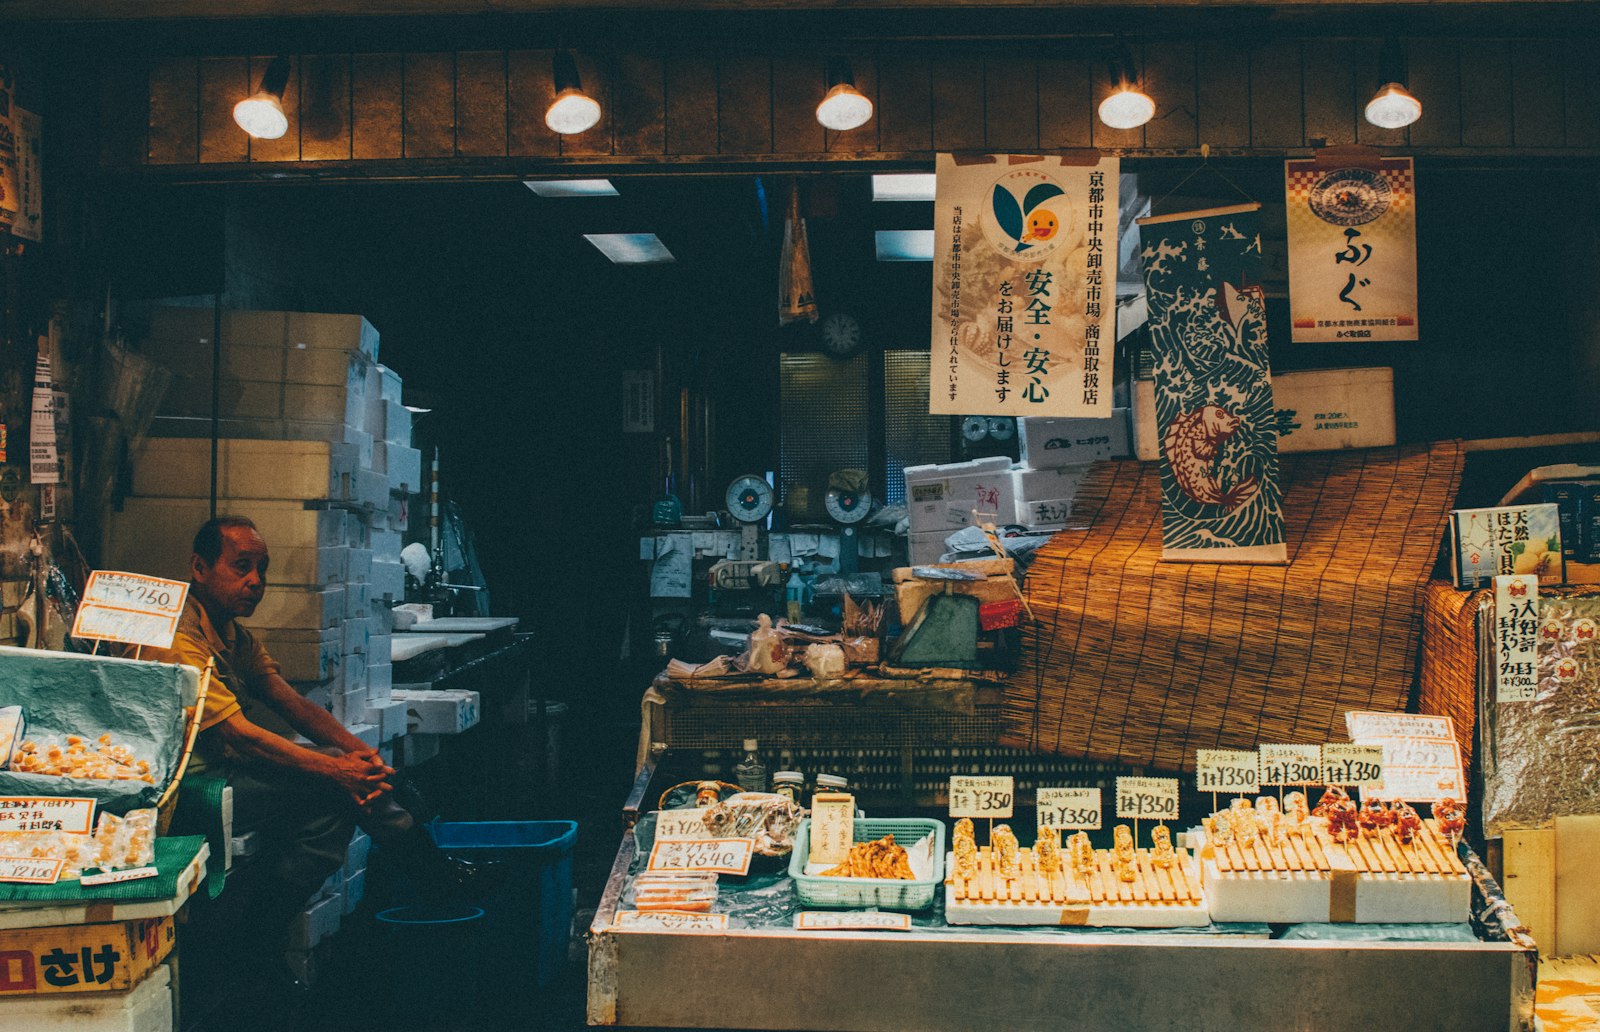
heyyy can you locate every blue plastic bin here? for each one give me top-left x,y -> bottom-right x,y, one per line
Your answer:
427,819 -> 578,989
373,903 -> 487,1022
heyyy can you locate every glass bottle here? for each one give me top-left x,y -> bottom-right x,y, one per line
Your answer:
734,738 -> 769,793
772,771 -> 805,805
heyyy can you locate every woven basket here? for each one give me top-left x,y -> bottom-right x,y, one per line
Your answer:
1002,442 -> 1466,772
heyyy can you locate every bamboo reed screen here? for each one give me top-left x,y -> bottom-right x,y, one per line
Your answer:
1418,580 -> 1488,772
1003,441 -> 1466,772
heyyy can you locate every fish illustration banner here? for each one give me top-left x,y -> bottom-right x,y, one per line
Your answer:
931,153 -> 1119,418
1137,203 -> 1286,564
1285,156 -> 1418,342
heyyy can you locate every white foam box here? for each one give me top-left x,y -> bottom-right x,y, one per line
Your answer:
391,688 -> 480,734
342,425 -> 374,469
250,585 -> 344,630
0,962 -> 173,1032
1017,407 -> 1132,469
378,363 -> 403,404
1011,463 -> 1087,503
904,457 -> 1019,533
342,649 -> 368,689
344,510 -> 372,549
364,700 -> 408,743
130,438 -> 355,502
370,527 -> 403,559
341,615 -> 372,657
1131,367 -> 1397,461
344,581 -> 371,620
343,829 -> 371,879
331,686 -> 365,724
399,731 -> 442,766
385,445 -> 422,494
371,559 -> 406,601
342,869 -> 367,916
366,659 -> 393,697
230,829 -> 262,865
351,468 -> 389,508
382,399 -> 412,446
103,499 -> 344,581
288,893 -> 342,951
258,627 -> 342,682
908,530 -> 948,566
385,494 -> 410,530
1015,497 -> 1073,531
347,547 -> 374,583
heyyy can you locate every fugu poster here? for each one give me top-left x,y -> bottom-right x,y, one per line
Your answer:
931,153 -> 1119,418
1137,203 -> 1286,564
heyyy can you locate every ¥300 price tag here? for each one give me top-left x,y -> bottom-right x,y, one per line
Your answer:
1259,744 -> 1322,786
1036,787 -> 1102,830
1322,743 -> 1385,788
1195,750 -> 1260,795
646,838 -> 755,876
1115,777 -> 1179,821
948,776 -> 1014,819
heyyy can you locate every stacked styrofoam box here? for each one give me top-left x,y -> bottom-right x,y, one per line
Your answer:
117,308 -> 418,748
903,456 -> 1018,563
1009,407 -> 1132,532
1010,464 -> 1086,532
0,962 -> 174,1032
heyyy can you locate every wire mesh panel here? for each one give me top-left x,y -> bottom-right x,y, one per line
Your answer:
778,352 -> 870,521
884,350 -> 954,505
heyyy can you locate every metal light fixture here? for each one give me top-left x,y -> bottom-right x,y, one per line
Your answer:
816,57 -> 874,132
1097,47 -> 1154,130
1365,42 -> 1421,129
233,56 -> 291,140
546,50 -> 602,135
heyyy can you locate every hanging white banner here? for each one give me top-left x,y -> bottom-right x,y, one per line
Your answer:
29,343 -> 59,485
932,153 -> 1119,418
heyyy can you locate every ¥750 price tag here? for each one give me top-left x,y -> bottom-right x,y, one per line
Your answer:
646,838 -> 754,876
1259,744 -> 1322,786
1115,777 -> 1179,821
948,776 -> 1014,819
1195,750 -> 1260,795
1321,744 -> 1385,788
1036,787 -> 1102,830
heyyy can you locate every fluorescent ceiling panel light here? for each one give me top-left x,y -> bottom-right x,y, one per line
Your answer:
584,233 -> 676,264
872,174 -> 937,202
875,229 -> 934,262
523,179 -> 620,197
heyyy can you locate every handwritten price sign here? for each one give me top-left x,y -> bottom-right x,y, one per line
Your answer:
646,838 -> 755,876
808,794 -> 856,867
948,775 -> 1014,819
0,797 -> 96,835
1321,744 -> 1385,788
1195,750 -> 1260,795
1115,777 -> 1179,821
1259,745 -> 1322,786
653,808 -> 712,840
0,856 -> 64,884
1036,787 -> 1102,830
613,910 -> 728,931
795,911 -> 912,931
72,571 -> 190,649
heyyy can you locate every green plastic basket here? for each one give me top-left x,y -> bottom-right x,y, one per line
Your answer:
788,817 -> 945,911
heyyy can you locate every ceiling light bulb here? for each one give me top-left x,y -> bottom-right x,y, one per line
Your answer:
1365,82 -> 1422,129
817,83 -> 873,131
233,92 -> 288,140
546,88 -> 602,135
1098,87 -> 1155,130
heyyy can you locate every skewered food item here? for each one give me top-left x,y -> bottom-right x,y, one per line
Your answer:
953,817 -> 978,878
1150,825 -> 1176,869
1034,829 -> 1063,874
1069,832 -> 1095,878
1392,803 -> 1423,846
992,824 -> 1021,879
1113,824 -> 1138,882
1283,791 -> 1311,833
1207,809 -> 1235,847
1255,796 -> 1281,816
1326,800 -> 1360,843
1256,808 -> 1284,848
1432,799 -> 1467,842
1312,786 -> 1350,817
1230,798 -> 1258,847
820,834 -> 916,879
1358,799 -> 1393,839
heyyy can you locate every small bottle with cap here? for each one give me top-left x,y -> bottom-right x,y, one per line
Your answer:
733,738 -> 769,793
772,771 -> 806,805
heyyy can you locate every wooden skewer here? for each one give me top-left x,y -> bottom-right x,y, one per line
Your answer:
979,847 -> 995,901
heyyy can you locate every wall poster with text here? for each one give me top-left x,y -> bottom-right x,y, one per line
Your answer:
931,153 -> 1119,418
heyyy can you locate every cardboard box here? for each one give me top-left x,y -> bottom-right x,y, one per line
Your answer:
1131,368 -> 1396,461
0,916 -> 175,996
0,961 -> 172,1030
144,415 -> 346,444
103,499 -> 344,581
250,585 -> 344,630
130,438 -> 355,503
154,308 -> 377,363
1017,408 -> 1131,469
391,689 -> 480,734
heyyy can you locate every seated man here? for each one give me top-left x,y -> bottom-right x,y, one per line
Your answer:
145,516 -> 474,991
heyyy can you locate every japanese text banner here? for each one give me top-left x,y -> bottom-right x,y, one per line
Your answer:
1286,157 -> 1418,342
931,153 -> 1119,418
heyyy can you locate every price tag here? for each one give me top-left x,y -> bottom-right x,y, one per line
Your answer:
1195,750 -> 1260,795
808,794 -> 856,867
1036,787 -> 1102,830
1115,777 -> 1179,821
645,838 -> 755,876
1345,711 -> 1454,742
613,910 -> 728,931
1494,575 -> 1540,704
1259,744 -> 1322,786
795,911 -> 911,931
948,775 -> 1014,819
1321,744 -> 1385,788
0,797 -> 96,835
653,808 -> 712,840
1364,738 -> 1466,803
0,856 -> 64,884
71,571 -> 190,650
79,866 -> 159,887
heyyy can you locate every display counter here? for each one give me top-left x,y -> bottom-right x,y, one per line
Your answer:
587,759 -> 1537,1032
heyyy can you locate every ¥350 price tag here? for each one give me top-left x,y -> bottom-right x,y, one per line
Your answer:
1115,777 -> 1179,821
948,776 -> 1014,819
1321,743 -> 1385,788
1036,787 -> 1102,830
1259,744 -> 1322,786
1195,750 -> 1260,795
646,838 -> 755,876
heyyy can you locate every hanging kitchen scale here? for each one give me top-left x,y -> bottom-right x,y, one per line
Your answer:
823,473 -> 873,575
724,474 -> 774,560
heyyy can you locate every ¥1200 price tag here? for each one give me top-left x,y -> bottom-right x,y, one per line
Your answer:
1195,750 -> 1260,795
1115,777 -> 1179,821
613,910 -> 728,931
1035,787 -> 1102,830
948,775 -> 1014,819
1321,743 -> 1385,788
1259,744 -> 1322,786
0,856 -> 64,884
646,838 -> 755,876
795,911 -> 911,931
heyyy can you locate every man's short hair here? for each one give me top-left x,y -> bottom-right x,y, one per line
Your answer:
193,516 -> 259,564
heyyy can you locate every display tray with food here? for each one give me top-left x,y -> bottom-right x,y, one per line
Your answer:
1200,792 -> 1469,924
788,818 -> 944,911
944,820 -> 1208,927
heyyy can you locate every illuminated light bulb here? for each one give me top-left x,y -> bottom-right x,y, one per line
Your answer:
1364,82 -> 1422,129
816,82 -> 873,131
233,92 -> 288,140
545,88 -> 602,135
1098,87 -> 1156,130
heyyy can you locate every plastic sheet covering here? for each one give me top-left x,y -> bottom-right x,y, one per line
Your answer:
1482,593 -> 1600,836
1277,923 -> 1479,942
0,647 -> 197,813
